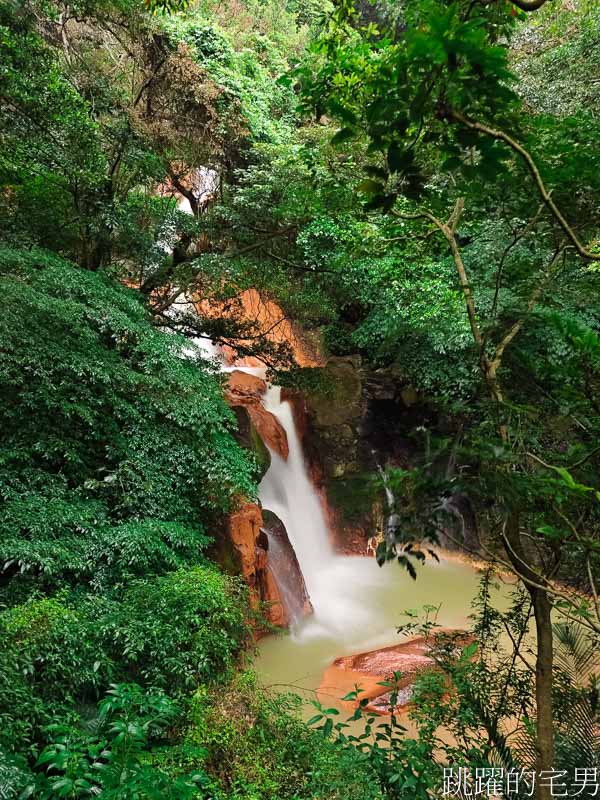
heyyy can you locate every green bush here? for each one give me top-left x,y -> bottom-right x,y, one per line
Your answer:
175,671 -> 384,800
0,566 -> 250,754
0,597 -> 106,752
100,566 -> 251,690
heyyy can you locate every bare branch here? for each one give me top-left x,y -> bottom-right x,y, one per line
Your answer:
448,110 -> 600,262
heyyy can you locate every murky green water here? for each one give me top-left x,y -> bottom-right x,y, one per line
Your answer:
254,553 -> 513,719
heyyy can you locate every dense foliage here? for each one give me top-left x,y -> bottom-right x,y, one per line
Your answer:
1,0 -> 599,796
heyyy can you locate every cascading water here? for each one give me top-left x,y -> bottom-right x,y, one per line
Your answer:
259,385 -> 332,599
258,388 -> 410,639
168,297 -> 510,710
255,387 -> 511,711
375,457 -> 401,548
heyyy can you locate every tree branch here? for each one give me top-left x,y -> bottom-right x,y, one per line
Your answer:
448,110 -> 600,261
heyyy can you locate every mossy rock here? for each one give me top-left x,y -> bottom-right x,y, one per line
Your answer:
307,356 -> 363,428
325,471 -> 381,524
232,406 -> 271,477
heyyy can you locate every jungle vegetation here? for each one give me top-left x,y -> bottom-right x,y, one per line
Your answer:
0,0 -> 598,797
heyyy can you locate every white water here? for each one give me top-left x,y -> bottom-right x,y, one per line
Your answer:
168,305 -> 511,710
258,388 -> 507,645
255,388 -> 512,713
259,386 -> 332,605
258,386 -> 394,638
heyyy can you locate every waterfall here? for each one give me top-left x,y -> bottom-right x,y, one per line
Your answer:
259,385 -> 333,600
258,386 -> 381,638
374,457 -> 400,548
172,306 -> 402,640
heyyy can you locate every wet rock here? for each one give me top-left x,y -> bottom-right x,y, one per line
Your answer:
321,631 -> 474,715
230,406 -> 271,477
225,370 -> 267,404
261,510 -> 312,622
225,370 -> 289,460
247,405 -> 289,460
218,502 -> 302,631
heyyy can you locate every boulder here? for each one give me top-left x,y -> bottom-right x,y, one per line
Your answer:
320,631 -> 474,715
305,356 -> 364,479
225,370 -> 267,405
261,510 -> 312,622
225,370 -> 289,460
219,502 -> 306,631
247,405 -> 289,460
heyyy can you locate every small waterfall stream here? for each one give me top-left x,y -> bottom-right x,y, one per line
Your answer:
254,386 -> 511,713
259,386 -> 383,637
259,386 -> 332,602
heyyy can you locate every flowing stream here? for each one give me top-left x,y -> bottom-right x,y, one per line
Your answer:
254,387 -> 511,715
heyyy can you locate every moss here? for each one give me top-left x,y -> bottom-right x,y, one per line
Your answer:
249,420 -> 271,476
232,406 -> 271,477
325,471 -> 381,524
307,358 -> 363,427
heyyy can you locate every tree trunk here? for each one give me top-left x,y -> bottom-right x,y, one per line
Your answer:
532,587 -> 555,800
503,511 -> 555,800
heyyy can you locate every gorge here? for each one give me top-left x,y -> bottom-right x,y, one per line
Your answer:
215,337 -> 510,718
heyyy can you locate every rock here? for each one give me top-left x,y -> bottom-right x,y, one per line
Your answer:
305,356 -> 364,479
224,503 -> 264,612
225,370 -> 267,405
400,385 -> 419,407
230,406 -> 271,477
261,510 -> 312,622
320,631 -> 474,715
307,356 -> 364,428
247,406 -> 289,460
225,370 -> 289,460
333,637 -> 435,676
195,289 -> 325,369
219,502 -> 306,631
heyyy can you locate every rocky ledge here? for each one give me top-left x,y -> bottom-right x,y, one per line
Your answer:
319,630 -> 474,714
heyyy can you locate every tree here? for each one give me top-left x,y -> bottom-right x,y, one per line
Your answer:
299,0 -> 600,794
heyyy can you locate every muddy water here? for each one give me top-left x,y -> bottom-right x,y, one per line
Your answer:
253,386 -> 513,718
254,553 -> 512,717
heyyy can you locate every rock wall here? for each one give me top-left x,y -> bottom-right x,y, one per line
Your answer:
218,502 -> 310,632
298,356 -> 428,555
220,370 -> 311,631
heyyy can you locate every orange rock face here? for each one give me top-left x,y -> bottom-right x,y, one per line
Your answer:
193,288 -> 324,370
225,370 -> 267,404
225,370 -> 289,460
226,503 -> 264,612
225,503 -> 288,629
225,502 -> 312,631
247,406 -> 289,460
319,631 -> 473,715
224,289 -> 324,368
